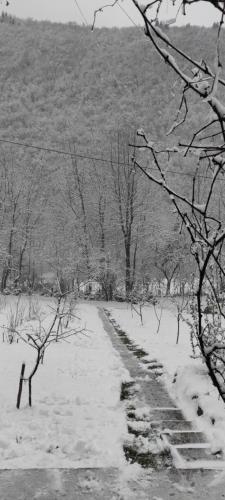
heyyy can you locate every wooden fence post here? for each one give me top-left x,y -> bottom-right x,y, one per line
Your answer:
16,362 -> 25,409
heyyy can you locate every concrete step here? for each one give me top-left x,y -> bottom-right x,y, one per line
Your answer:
162,434 -> 225,471
177,446 -> 220,461
151,420 -> 193,431
147,363 -> 164,370
176,459 -> 225,470
163,431 -> 206,445
176,443 -> 210,449
149,408 -> 185,421
142,358 -> 158,364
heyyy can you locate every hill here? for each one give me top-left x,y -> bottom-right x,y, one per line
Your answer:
0,14 -> 222,294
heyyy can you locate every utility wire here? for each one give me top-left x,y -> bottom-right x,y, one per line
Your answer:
0,137 -> 132,165
0,136 -> 224,182
74,0 -> 89,26
117,1 -> 139,27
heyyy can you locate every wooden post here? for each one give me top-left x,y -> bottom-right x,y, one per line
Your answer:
16,362 -> 25,409
176,314 -> 180,345
28,377 -> 32,407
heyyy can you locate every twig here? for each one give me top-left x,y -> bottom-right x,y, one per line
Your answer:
92,0 -> 119,30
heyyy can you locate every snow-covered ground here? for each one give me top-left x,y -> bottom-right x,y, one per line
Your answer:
2,293 -> 225,473
107,300 -> 225,457
0,296 -> 129,469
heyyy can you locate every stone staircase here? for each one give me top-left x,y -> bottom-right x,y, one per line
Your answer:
160,425 -> 225,470
100,307 -> 225,472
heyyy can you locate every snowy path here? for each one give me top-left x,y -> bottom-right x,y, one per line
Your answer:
99,307 -> 175,408
102,307 -> 225,473
0,466 -> 223,500
107,301 -> 225,464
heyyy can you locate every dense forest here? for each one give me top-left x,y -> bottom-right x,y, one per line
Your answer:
0,12 -> 223,297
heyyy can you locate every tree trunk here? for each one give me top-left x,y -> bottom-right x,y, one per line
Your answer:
125,239 -> 133,299
108,283 -> 113,301
1,267 -> 9,292
166,278 -> 171,295
28,377 -> 32,407
176,314 -> 180,344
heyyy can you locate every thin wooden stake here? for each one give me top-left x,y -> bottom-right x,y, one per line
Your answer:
16,362 -> 25,409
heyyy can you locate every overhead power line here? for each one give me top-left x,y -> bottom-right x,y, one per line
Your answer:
0,137 -> 132,165
117,2 -> 139,27
74,0 -> 89,26
0,137 -> 224,183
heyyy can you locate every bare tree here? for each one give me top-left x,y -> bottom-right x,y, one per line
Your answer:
153,239 -> 180,295
110,131 -> 148,299
15,293 -> 84,408
0,153 -> 22,291
170,292 -> 189,344
65,150 -> 91,275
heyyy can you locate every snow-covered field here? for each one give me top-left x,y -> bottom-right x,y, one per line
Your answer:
2,293 -> 225,473
0,296 -> 129,469
108,300 -> 225,457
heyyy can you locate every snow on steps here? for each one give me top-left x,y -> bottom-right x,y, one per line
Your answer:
161,429 -> 225,470
103,309 -> 225,471
149,406 -> 225,470
151,420 -> 193,431
165,430 -> 207,444
177,460 -> 225,470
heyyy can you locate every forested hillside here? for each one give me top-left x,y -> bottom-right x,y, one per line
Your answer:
0,13 -> 222,296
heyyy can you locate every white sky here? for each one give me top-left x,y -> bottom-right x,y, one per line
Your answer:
5,0 -> 220,27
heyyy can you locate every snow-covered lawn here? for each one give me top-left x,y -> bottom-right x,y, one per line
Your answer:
107,300 -> 225,456
0,297 -> 128,469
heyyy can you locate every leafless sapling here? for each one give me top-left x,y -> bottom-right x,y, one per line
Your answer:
16,293 -> 84,408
